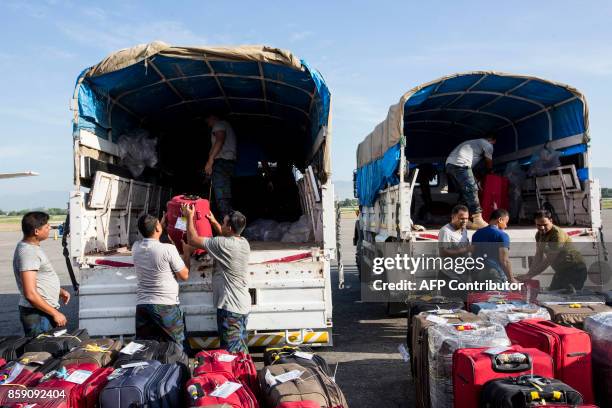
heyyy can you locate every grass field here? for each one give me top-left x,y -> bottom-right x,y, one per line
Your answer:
603,198 -> 612,209
0,215 -> 65,232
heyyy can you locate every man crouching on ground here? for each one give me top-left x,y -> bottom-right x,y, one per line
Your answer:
182,204 -> 251,354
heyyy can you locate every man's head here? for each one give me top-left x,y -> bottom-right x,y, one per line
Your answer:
486,135 -> 497,145
450,204 -> 469,230
489,208 -> 509,229
221,211 -> 247,237
22,212 -> 50,241
205,113 -> 220,128
137,214 -> 162,239
534,209 -> 554,234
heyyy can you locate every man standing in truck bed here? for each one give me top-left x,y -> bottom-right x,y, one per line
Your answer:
183,204 -> 251,353
205,113 -> 238,219
446,136 -> 497,229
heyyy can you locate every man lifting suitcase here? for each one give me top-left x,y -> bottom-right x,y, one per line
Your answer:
205,113 -> 238,219
182,204 -> 251,353
446,136 -> 497,229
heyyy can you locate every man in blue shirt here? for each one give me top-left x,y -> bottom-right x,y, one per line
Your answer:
472,209 -> 516,283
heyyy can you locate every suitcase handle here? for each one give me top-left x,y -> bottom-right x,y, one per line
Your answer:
491,352 -> 532,372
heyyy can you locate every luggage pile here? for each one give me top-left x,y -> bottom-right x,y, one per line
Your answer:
0,327 -> 348,407
258,346 -> 347,408
408,291 -> 611,407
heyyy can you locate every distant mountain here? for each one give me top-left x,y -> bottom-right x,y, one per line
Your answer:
333,180 -> 355,200
0,190 -> 69,211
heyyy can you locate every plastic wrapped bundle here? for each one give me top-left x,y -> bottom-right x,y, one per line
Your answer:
478,303 -> 551,327
528,145 -> 561,176
243,219 -> 278,241
504,161 -> 526,222
117,131 -> 158,177
584,311 -> 612,406
281,215 -> 313,243
428,322 -> 510,408
263,222 -> 291,241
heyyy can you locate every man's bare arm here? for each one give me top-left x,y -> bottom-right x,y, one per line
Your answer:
499,247 -> 515,281
182,204 -> 206,249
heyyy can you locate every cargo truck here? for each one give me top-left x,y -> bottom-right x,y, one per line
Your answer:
354,72 -> 608,309
65,42 -> 337,348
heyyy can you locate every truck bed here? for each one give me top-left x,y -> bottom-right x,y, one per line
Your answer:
414,225 -> 593,242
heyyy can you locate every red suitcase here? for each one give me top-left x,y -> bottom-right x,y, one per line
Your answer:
452,345 -> 554,408
505,318 -> 594,404
35,363 -> 113,408
187,372 -> 258,407
166,195 -> 213,255
466,291 -> 525,310
479,174 -> 509,222
194,350 -> 258,397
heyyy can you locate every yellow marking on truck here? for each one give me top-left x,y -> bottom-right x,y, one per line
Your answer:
188,331 -> 330,350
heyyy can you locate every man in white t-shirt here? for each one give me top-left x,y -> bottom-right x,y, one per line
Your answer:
205,113 -> 238,219
445,136 -> 496,229
133,214 -> 189,350
437,204 -> 472,297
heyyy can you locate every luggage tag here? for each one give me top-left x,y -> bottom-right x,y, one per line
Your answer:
216,354 -> 237,362
120,342 -> 145,355
264,369 -> 277,386
53,329 -> 68,337
121,361 -> 150,369
65,369 -> 92,384
175,217 -> 187,231
210,381 -> 242,398
1,363 -> 25,384
294,351 -> 314,360
426,315 -> 448,325
274,369 -> 304,383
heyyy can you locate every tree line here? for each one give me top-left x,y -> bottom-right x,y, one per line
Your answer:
0,208 -> 67,216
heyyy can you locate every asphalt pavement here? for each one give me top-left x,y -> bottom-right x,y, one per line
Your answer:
1,211 -> 610,407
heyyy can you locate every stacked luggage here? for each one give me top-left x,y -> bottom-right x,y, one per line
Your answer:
258,346 -> 348,408
188,349 -> 259,407
427,317 -> 510,408
473,302 -> 550,327
99,339 -> 190,408
411,309 -> 476,408
405,289 -> 610,408
584,312 -> 612,407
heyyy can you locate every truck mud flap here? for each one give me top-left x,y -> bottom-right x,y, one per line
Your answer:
62,213 -> 80,293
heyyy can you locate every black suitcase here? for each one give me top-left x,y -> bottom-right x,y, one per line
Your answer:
24,328 -> 89,357
406,295 -> 464,350
0,337 -> 31,361
480,375 -> 583,408
113,340 -> 189,373
99,360 -> 187,408
263,346 -> 332,376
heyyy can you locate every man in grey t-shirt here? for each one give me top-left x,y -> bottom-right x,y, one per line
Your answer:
446,136 -> 496,229
13,212 -> 69,336
133,214 -> 189,349
204,113 -> 238,219
183,204 -> 251,353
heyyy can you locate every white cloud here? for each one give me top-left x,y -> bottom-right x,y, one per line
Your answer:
289,31 -> 313,42
59,20 -> 208,52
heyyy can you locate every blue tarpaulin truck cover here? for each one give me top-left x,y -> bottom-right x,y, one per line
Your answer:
72,41 -> 331,178
356,71 -> 589,206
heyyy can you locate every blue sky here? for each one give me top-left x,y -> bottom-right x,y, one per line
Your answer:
1,1 -> 611,207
